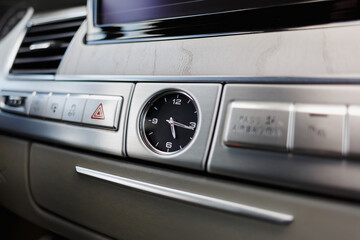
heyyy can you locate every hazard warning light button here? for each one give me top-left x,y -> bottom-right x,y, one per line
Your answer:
82,95 -> 123,129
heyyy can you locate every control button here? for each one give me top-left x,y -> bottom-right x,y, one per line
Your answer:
294,104 -> 346,155
349,106 -> 360,156
5,96 -> 26,108
82,95 -> 122,129
223,102 -> 291,150
44,94 -> 66,120
0,92 -> 30,115
62,95 -> 88,123
29,93 -> 49,117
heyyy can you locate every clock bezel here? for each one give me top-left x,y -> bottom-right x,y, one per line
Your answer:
139,90 -> 199,155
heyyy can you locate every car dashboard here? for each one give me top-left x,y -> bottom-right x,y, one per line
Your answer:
1,0 -> 360,239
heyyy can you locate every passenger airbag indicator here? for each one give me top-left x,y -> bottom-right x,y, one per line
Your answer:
223,102 -> 291,150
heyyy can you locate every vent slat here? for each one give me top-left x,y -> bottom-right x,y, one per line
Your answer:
14,55 -> 63,64
18,43 -> 69,54
27,20 -> 84,34
10,16 -> 84,75
22,32 -> 77,43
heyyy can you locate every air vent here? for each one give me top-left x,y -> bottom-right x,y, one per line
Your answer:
10,16 -> 85,75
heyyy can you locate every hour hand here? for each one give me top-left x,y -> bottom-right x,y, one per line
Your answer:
166,117 -> 177,139
170,122 -> 176,139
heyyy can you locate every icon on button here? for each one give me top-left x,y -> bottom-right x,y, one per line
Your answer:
50,103 -> 59,113
91,103 -> 105,120
68,104 -> 76,117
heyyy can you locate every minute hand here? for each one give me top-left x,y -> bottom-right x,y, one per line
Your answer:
171,120 -> 195,130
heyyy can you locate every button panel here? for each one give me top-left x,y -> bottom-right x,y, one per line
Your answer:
0,91 -> 122,130
222,102 -> 351,157
223,102 -> 291,150
0,90 -> 358,158
208,85 -> 360,202
293,104 -> 346,155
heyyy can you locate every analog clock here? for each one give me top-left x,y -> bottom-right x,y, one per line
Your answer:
140,91 -> 199,154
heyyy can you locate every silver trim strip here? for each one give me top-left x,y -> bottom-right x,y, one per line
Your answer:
54,74 -> 360,83
8,74 -> 55,81
75,166 -> 294,224
9,73 -> 360,83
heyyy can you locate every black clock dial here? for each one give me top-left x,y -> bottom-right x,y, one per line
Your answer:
141,91 -> 198,154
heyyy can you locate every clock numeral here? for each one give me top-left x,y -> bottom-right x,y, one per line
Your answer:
151,118 -> 158,124
172,99 -> 182,105
166,142 -> 173,149
189,122 -> 197,129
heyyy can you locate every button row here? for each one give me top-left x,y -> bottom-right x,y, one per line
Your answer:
2,92 -> 122,129
223,102 -> 359,157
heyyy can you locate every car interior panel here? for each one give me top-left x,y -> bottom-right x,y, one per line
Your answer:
0,0 -> 360,239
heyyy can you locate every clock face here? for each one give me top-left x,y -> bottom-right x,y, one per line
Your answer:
140,91 -> 199,154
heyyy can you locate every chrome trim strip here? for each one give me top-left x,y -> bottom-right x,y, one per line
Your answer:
8,74 -> 55,81
75,166 -> 294,224
55,74 -> 360,83
10,73 -> 360,83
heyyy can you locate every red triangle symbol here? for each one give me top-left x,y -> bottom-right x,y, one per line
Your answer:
91,103 -> 105,120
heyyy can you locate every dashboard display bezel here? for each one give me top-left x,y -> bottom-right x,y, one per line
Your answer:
86,0 -> 356,45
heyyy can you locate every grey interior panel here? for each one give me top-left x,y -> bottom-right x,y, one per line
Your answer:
0,135 -> 109,240
30,143 -> 360,240
58,14 -> 360,79
0,81 -> 134,156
